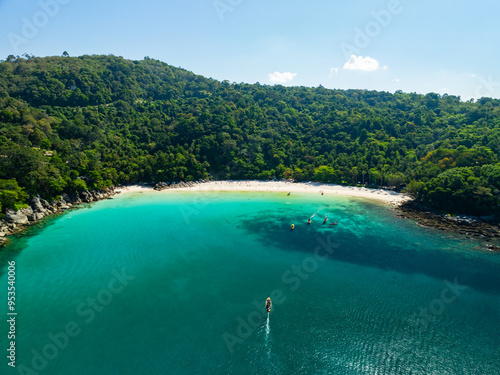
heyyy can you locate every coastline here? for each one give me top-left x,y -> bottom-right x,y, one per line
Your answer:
122,180 -> 410,205
119,181 -> 500,250
397,201 -> 500,251
0,180 -> 406,245
1,180 -> 498,250
0,188 -> 117,246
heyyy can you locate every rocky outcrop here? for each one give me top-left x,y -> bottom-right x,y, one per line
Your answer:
30,195 -> 45,212
153,182 -> 170,190
28,212 -> 46,221
396,200 -> 500,251
153,180 -> 207,191
5,208 -> 29,225
80,190 -> 93,203
40,197 -> 51,210
61,194 -> 72,204
67,193 -> 82,205
0,186 -> 117,245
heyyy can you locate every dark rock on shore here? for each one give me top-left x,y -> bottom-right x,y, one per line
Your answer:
153,179 -> 208,191
80,190 -> 93,203
396,200 -> 500,251
30,196 -> 45,212
153,182 -> 170,190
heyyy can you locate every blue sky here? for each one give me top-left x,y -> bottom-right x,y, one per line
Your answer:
1,0 -> 499,100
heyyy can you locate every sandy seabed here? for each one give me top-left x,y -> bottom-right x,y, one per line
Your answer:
119,181 -> 410,205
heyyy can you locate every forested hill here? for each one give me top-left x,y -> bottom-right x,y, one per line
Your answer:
0,54 -> 499,216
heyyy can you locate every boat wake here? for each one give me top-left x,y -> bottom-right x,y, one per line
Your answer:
265,313 -> 270,336
264,313 -> 271,360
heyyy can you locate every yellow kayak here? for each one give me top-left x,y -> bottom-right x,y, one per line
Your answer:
265,297 -> 272,312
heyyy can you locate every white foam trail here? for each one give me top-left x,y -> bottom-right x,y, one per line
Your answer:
264,313 -> 271,360
310,209 -> 320,219
266,313 -> 270,335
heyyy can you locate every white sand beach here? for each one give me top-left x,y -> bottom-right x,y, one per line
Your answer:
119,181 -> 410,205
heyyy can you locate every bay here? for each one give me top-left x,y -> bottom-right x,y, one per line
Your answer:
1,191 -> 499,374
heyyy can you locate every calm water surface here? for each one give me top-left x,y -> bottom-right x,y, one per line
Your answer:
1,191 -> 499,374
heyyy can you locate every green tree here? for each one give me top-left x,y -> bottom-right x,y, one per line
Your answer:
0,179 -> 29,211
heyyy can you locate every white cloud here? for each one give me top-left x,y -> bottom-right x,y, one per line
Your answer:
343,55 -> 382,72
268,71 -> 297,84
328,67 -> 339,78
394,78 -> 400,82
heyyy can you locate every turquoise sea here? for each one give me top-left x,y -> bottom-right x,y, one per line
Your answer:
1,190 -> 499,374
